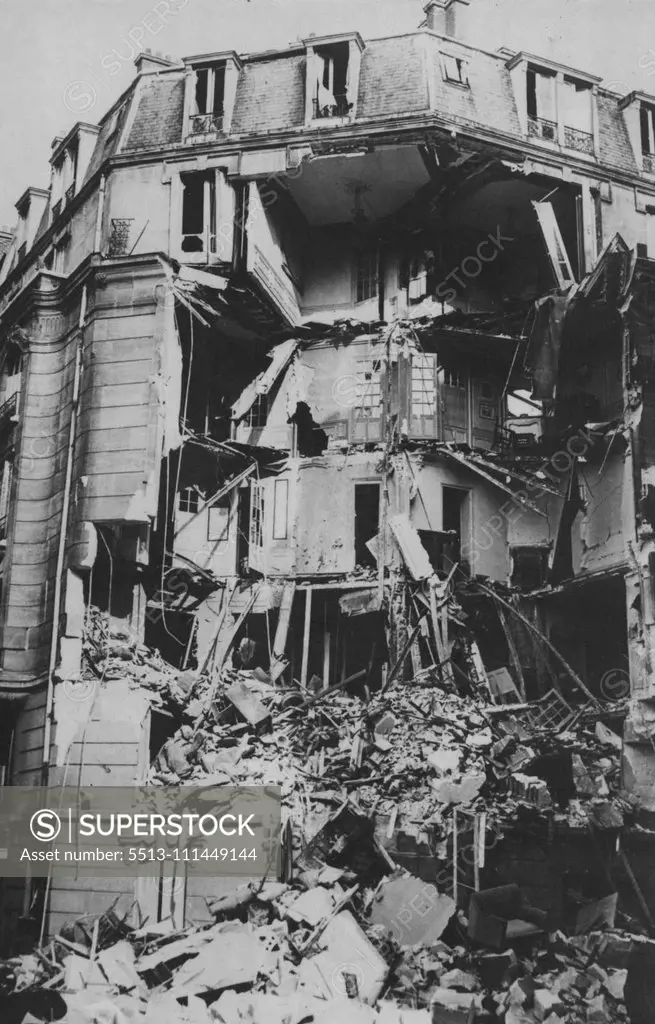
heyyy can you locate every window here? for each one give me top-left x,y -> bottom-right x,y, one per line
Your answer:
250,483 -> 265,548
641,104 -> 655,172
412,353 -> 437,415
244,393 -> 268,429
354,483 -> 380,566
190,63 -> 225,135
532,200 -> 575,289
411,352 -> 437,438
354,358 -> 382,418
561,77 -> 593,153
53,235 -> 70,275
526,67 -> 557,141
272,478 -> 288,540
311,42 -> 351,119
179,486 -> 202,513
208,503 -> 230,542
181,172 -> 216,256
355,247 -> 378,303
442,362 -> 465,389
408,260 -> 428,302
0,459 -> 13,540
441,54 -> 469,86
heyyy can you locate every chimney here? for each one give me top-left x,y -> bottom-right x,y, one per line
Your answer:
134,49 -> 181,74
422,0 -> 471,38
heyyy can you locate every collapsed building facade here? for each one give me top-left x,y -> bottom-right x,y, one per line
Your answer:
1,0 -> 655,960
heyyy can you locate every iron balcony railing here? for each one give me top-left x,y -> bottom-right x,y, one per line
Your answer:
527,115 -> 557,142
313,95 -> 351,119
563,124 -> 594,155
65,183 -> 75,205
0,393 -> 18,430
644,152 -> 655,174
188,112 -> 224,136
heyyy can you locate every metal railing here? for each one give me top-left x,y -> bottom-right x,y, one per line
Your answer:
0,393 -> 18,430
563,125 -> 594,155
527,115 -> 557,142
51,200 -> 62,221
188,112 -> 224,136
65,183 -> 75,205
313,95 -> 351,119
644,152 -> 655,174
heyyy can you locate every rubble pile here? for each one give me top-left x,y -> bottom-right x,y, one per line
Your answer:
0,877 -> 641,1024
18,609 -> 639,1023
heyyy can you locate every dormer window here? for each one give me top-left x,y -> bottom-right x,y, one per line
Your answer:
509,53 -> 599,157
441,54 -> 469,87
561,77 -> 593,154
183,52 -> 241,141
304,33 -> 364,124
191,63 -> 225,135
313,43 -> 351,118
526,67 -> 557,141
641,104 -> 655,173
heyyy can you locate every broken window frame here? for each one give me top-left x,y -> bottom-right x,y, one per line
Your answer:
250,481 -> 265,549
440,53 -> 469,87
181,171 -> 218,260
190,62 -> 226,135
410,352 -> 438,438
526,66 -> 558,142
561,76 -> 594,154
311,43 -> 352,119
532,200 -> 576,289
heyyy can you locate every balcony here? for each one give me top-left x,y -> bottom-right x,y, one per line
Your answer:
527,115 -> 557,142
188,112 -> 224,136
313,95 -> 352,120
643,152 -> 655,174
65,183 -> 75,205
563,124 -> 594,155
52,200 -> 62,221
0,393 -> 19,433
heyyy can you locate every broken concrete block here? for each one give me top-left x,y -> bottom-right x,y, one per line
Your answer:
595,722 -> 622,750
297,910 -> 388,1004
603,968 -> 627,1000
431,772 -> 485,805
427,747 -> 462,775
430,987 -> 479,1022
286,886 -> 336,927
533,989 -> 563,1020
439,969 -> 476,991
169,926 -> 274,995
586,994 -> 610,1023
225,679 -> 270,728
369,875 -> 456,947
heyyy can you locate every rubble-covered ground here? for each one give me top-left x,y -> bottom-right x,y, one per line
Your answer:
1,612 -> 651,1023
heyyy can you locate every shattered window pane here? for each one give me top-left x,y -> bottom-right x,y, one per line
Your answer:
442,54 -> 469,86
412,353 -> 437,415
250,483 -> 265,548
354,358 -> 382,418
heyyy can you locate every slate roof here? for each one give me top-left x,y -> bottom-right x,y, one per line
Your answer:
109,30 -> 635,179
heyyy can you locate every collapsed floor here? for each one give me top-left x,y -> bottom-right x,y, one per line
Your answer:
3,589 -> 655,1023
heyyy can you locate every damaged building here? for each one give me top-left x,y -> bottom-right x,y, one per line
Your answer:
2,1 -> 655,1009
